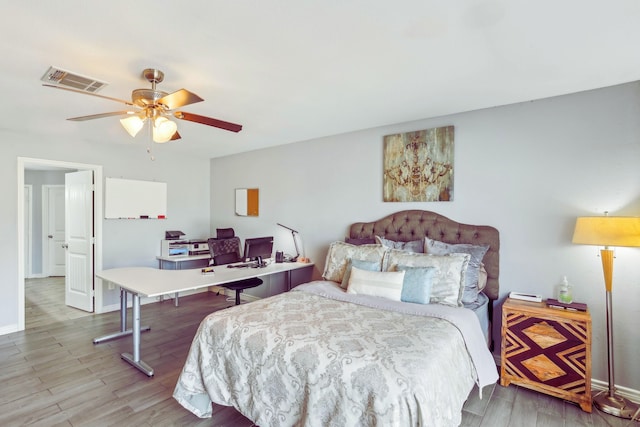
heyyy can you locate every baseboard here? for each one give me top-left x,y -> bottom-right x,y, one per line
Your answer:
591,379 -> 640,403
494,354 -> 640,403
239,293 -> 260,303
0,324 -> 19,335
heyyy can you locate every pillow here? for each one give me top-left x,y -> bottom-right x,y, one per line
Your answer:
375,236 -> 424,253
424,237 -> 489,305
345,237 -> 376,246
322,241 -> 387,287
384,249 -> 470,307
346,266 -> 405,301
341,258 -> 382,288
478,263 -> 488,291
216,228 -> 235,239
396,265 -> 436,305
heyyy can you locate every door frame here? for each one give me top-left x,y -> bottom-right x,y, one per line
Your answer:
24,185 -> 33,278
17,157 -> 103,331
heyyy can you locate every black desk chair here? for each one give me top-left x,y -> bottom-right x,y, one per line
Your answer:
208,236 -> 263,305
220,278 -> 263,305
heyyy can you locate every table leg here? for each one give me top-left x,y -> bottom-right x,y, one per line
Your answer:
121,293 -> 154,376
93,288 -> 150,344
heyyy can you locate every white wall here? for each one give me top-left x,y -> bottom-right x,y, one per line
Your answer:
211,82 -> 640,391
1,134 -> 211,333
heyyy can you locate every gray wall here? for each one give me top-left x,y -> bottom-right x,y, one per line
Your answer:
24,170 -> 67,276
211,82 -> 640,391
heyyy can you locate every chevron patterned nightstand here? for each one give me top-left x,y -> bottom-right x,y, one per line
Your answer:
500,297 -> 592,412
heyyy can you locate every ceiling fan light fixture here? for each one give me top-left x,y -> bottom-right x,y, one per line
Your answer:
152,116 -> 178,143
120,115 -> 146,137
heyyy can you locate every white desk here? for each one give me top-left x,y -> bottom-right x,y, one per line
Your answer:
95,262 -> 314,376
156,254 -> 212,306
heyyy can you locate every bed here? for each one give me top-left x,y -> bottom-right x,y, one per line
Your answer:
174,210 -> 500,426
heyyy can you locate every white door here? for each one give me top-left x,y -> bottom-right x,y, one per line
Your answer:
65,170 -> 94,312
46,186 -> 66,276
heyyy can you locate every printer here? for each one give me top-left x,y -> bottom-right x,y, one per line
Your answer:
161,231 -> 209,257
187,240 -> 209,255
161,230 -> 188,257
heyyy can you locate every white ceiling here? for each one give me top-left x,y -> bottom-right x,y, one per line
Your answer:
3,1 -> 640,159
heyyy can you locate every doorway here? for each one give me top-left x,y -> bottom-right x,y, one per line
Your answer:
17,157 -> 103,332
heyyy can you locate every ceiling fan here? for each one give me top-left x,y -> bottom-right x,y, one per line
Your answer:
43,68 -> 242,143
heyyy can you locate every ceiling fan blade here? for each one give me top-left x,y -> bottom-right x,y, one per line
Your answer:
67,111 -> 134,121
43,84 -> 135,106
158,89 -> 204,110
174,111 -> 242,133
170,131 -> 181,141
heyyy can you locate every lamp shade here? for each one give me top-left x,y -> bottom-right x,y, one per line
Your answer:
572,216 -> 640,247
152,117 -> 178,143
120,115 -> 145,137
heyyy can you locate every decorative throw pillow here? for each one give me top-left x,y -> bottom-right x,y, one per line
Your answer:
384,249 -> 470,307
341,258 -> 382,288
375,236 -> 424,253
424,237 -> 489,305
322,241 -> 387,287
396,265 -> 436,305
346,266 -> 405,301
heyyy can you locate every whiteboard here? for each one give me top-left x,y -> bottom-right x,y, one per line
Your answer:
105,177 -> 167,219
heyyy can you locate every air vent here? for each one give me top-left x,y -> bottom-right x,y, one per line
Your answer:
40,66 -> 108,93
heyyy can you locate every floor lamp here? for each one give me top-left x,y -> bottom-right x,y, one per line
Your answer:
572,213 -> 640,420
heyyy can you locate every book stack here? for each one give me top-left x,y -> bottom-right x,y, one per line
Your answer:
546,298 -> 588,311
509,292 -> 542,302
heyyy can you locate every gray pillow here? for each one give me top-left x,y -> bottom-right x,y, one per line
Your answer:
375,235 -> 424,253
424,237 -> 489,304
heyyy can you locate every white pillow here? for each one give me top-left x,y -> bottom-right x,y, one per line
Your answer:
322,241 -> 386,287
384,249 -> 470,307
346,266 -> 405,301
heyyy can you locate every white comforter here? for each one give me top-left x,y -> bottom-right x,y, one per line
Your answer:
173,281 -> 498,426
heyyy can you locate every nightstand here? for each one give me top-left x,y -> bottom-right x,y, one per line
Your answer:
500,297 -> 592,412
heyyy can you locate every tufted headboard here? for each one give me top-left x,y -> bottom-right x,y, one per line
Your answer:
348,210 -> 500,300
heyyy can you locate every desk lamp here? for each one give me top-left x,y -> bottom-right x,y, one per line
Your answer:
572,212 -> 640,419
277,223 -> 300,262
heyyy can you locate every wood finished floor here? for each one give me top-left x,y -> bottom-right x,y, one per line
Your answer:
0,277 -> 637,426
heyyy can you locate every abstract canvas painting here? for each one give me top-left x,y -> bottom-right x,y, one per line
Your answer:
383,126 -> 454,202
